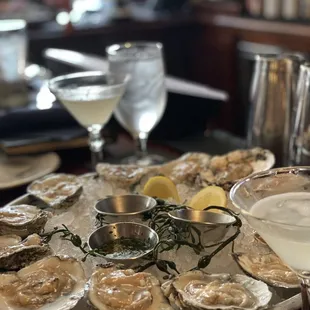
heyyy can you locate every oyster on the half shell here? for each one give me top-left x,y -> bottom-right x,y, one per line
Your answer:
232,252 -> 299,288
161,271 -> 272,310
198,148 -> 275,190
0,234 -> 52,270
0,256 -> 86,309
88,264 -> 173,310
27,173 -> 83,209
0,205 -> 50,238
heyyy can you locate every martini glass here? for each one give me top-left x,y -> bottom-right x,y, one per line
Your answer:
49,71 -> 128,169
230,167 -> 310,310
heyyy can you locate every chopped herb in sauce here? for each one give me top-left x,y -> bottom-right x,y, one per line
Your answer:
97,237 -> 152,259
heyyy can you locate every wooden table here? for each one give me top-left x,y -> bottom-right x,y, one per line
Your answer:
0,130 -> 246,206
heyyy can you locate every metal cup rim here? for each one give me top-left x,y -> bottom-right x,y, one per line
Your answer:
168,209 -> 236,226
94,194 -> 157,216
87,222 -> 159,261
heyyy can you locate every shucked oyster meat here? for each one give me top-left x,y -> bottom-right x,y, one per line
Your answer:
96,149 -> 274,190
232,252 -> 299,288
96,164 -> 157,189
88,264 -> 173,310
0,205 -> 50,238
0,234 -> 52,270
198,148 -> 275,190
0,255 -> 86,309
160,152 -> 211,185
162,271 -> 272,310
27,173 -> 83,209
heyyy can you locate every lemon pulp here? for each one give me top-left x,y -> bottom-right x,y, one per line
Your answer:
143,176 -> 180,202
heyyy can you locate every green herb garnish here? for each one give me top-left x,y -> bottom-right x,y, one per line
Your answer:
96,237 -> 152,259
41,199 -> 242,274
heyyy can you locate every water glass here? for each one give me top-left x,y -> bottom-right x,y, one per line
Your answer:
0,19 -> 28,108
106,42 -> 167,166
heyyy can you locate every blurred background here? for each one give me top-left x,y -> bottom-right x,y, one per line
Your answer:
1,0 -> 310,192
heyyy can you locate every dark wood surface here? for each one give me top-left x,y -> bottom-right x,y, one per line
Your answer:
0,133 -> 183,206
0,130 -> 246,206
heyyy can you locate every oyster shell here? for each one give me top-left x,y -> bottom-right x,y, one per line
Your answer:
0,234 -> 52,270
88,264 -> 173,310
96,164 -> 156,189
253,233 -> 268,246
198,148 -> 275,190
0,235 -> 21,247
96,149 -> 274,191
162,271 -> 272,310
0,255 -> 86,309
160,152 -> 211,185
27,173 -> 83,209
0,204 -> 50,238
232,252 -> 299,288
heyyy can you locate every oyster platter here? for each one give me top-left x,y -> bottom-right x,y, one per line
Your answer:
0,147 -> 303,310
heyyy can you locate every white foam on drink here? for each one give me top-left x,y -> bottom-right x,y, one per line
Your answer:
251,192 -> 310,226
249,192 -> 310,271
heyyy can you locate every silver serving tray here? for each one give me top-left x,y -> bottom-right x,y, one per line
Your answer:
5,193 -> 302,310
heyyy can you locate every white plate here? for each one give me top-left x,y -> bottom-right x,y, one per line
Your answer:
0,152 -> 60,189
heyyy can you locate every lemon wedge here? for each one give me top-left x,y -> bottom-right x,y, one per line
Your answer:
189,186 -> 227,212
143,176 -> 180,202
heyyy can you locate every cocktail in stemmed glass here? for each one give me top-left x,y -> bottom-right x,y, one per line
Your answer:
230,167 -> 310,310
49,71 -> 128,169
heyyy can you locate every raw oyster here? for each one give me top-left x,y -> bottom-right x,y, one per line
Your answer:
254,233 -> 267,245
88,264 -> 173,310
0,235 -> 21,247
0,234 -> 52,270
232,252 -> 299,288
198,148 -> 275,190
160,152 -> 211,185
96,149 -> 274,191
27,173 -> 83,209
96,163 -> 157,189
0,204 -> 50,238
0,255 -> 86,309
162,271 -> 272,310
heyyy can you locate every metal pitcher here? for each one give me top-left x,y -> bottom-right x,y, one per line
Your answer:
289,62 -> 310,165
247,54 -> 304,165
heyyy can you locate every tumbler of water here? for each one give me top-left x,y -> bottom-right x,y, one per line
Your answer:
0,19 -> 28,108
106,42 -> 167,166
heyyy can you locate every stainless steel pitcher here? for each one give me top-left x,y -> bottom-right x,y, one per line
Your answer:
289,62 -> 310,165
247,54 -> 304,165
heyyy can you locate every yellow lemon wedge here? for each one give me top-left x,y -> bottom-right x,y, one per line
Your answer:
189,186 -> 227,213
143,176 -> 180,202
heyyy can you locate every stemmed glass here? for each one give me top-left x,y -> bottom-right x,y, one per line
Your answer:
106,42 -> 167,166
230,167 -> 310,310
49,71 -> 128,169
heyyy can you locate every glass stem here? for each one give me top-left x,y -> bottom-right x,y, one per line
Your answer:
134,132 -> 148,159
300,277 -> 310,310
88,125 -> 104,170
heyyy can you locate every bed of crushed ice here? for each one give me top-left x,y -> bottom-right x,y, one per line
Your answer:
27,174 -> 301,309
45,174 -> 222,278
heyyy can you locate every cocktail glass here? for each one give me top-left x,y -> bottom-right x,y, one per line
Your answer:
230,167 -> 310,310
106,42 -> 167,166
49,71 -> 128,169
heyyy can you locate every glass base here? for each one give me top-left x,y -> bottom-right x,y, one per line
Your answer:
121,154 -> 167,166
